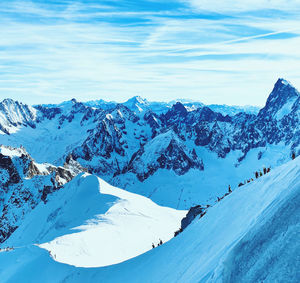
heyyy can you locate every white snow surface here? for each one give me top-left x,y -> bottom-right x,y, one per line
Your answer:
2,173 -> 186,268
0,157 -> 299,282
0,146 -> 24,157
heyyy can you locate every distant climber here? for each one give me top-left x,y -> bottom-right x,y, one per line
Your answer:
292,153 -> 296,160
263,167 -> 267,175
228,185 -> 232,193
255,171 -> 259,179
159,239 -> 163,245
152,243 -> 155,249
259,171 -> 263,177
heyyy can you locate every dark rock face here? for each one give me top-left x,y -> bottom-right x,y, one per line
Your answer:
1,78 -> 299,186
163,102 -> 188,125
34,105 -> 62,121
0,154 -> 21,187
0,99 -> 37,134
0,146 -> 82,243
179,205 -> 208,232
258,78 -> 299,120
67,78 -> 300,184
143,111 -> 161,138
123,132 -> 204,182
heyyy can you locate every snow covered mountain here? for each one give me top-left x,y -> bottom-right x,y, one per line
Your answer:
0,157 -> 185,268
0,145 -> 85,244
81,97 -> 259,116
0,78 -> 299,209
208,104 -> 259,116
0,154 -> 298,282
0,77 -> 299,282
0,99 -> 37,134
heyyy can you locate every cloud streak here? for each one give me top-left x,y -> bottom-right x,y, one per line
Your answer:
0,0 -> 299,106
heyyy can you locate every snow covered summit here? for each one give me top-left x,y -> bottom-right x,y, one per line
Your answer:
1,171 -> 186,268
0,99 -> 36,134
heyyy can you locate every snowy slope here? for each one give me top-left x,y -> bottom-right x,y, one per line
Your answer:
2,173 -> 186,268
103,157 -> 299,283
0,99 -> 36,134
0,155 -> 298,282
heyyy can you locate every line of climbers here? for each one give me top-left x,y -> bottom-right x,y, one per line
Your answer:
172,153 -> 298,242
217,165 -> 272,202
217,185 -> 233,202
238,166 -> 271,188
152,238 -> 163,249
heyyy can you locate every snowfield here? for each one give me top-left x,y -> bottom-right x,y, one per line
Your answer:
0,157 -> 299,282
2,173 -> 186,268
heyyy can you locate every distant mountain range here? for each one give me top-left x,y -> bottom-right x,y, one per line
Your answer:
0,78 -> 299,209
0,78 -> 299,282
41,96 -> 259,116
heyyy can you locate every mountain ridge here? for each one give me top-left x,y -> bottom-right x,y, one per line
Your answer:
0,78 -> 299,209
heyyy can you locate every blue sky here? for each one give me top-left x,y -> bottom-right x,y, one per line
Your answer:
0,0 -> 300,106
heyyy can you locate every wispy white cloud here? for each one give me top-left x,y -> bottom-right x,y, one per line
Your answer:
184,0 -> 300,13
0,0 -> 299,106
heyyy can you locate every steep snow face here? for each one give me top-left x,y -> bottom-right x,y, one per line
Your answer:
0,99 -> 37,134
259,78 -> 299,120
123,96 -> 150,114
0,156 -> 298,282
2,173 -> 186,268
99,157 -> 300,283
0,146 -> 81,244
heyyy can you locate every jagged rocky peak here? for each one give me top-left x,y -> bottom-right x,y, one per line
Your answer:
0,145 -> 86,243
0,98 -> 37,134
126,95 -> 148,105
163,102 -> 188,124
0,145 -> 46,184
191,106 -> 230,123
172,102 -> 188,114
125,130 -> 204,181
259,78 -> 299,120
0,145 -> 77,187
64,154 -> 89,176
123,95 -> 150,114
108,104 -> 139,123
1,99 -> 36,116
